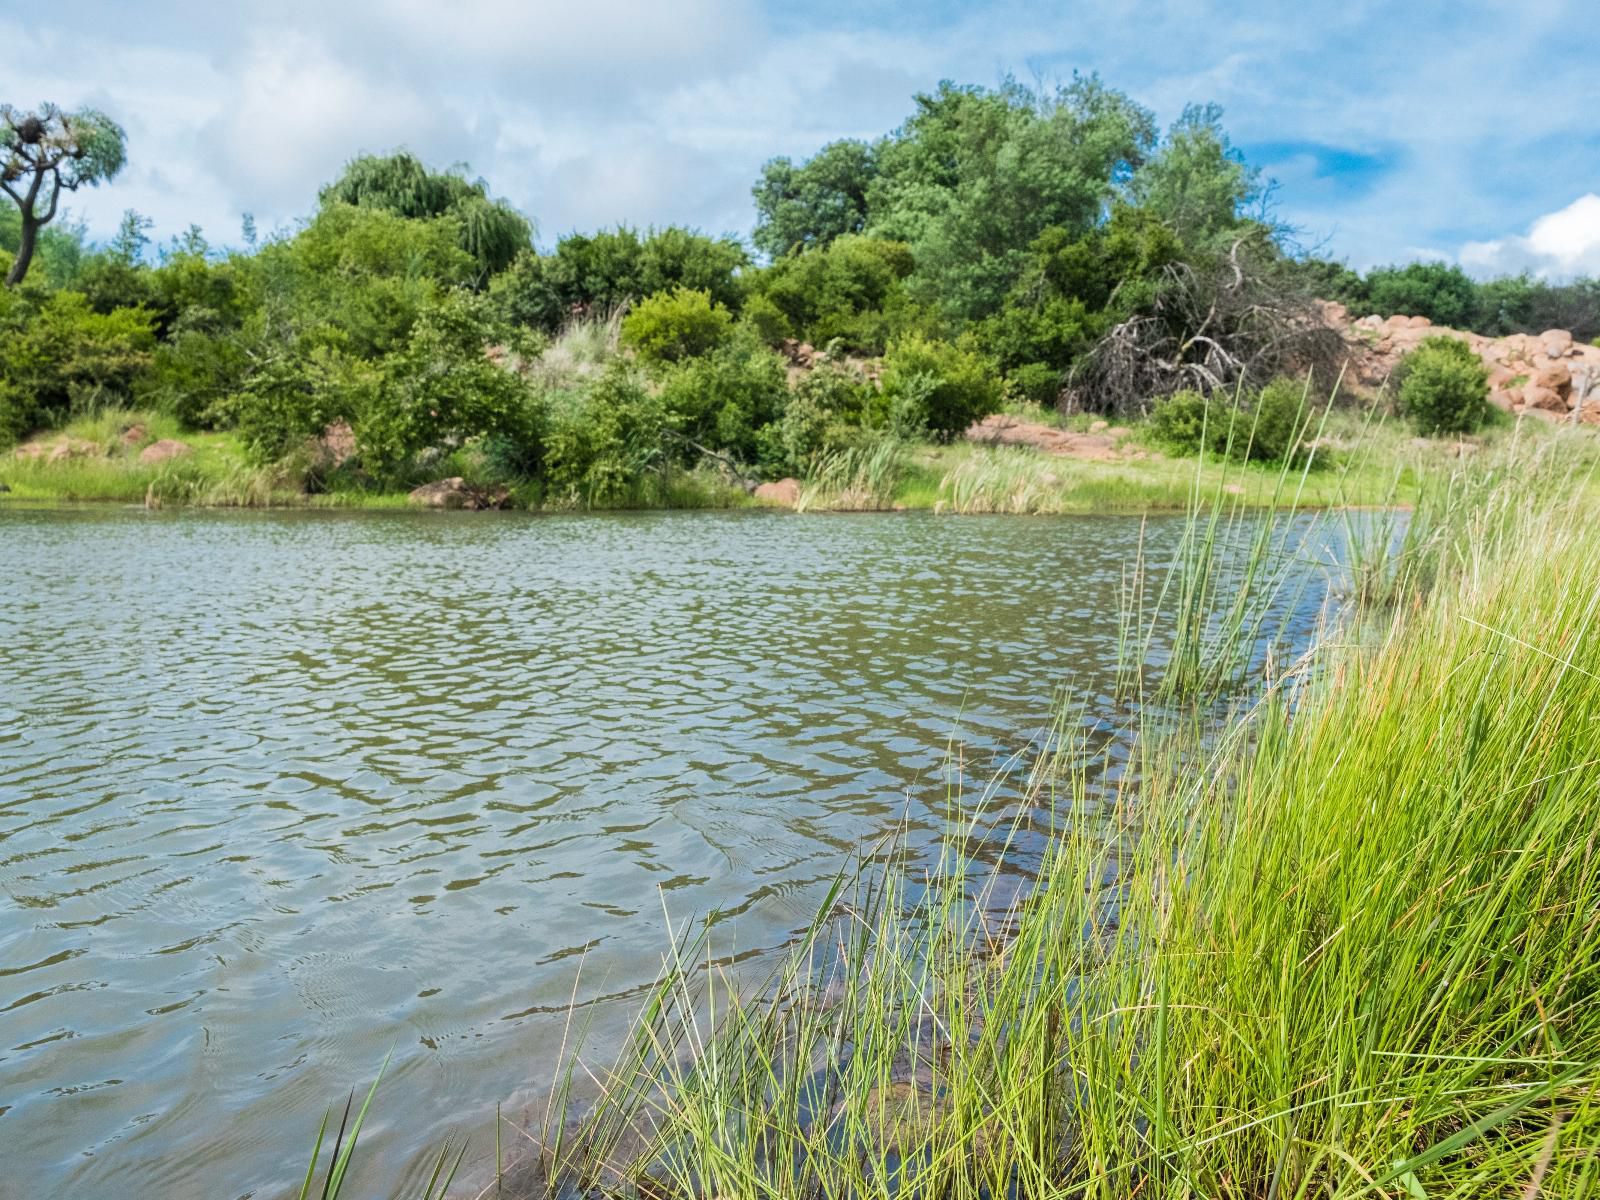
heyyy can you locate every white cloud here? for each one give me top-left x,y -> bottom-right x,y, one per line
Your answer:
195,32 -> 461,219
4,0 -> 1596,269
1460,194 -> 1600,279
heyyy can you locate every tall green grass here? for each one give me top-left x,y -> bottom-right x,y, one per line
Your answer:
299,428 -> 1600,1198
797,436 -> 908,511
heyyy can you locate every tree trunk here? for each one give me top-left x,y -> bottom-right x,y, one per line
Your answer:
5,213 -> 37,287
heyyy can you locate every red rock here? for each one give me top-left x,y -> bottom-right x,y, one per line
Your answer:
753,478 -> 802,506
48,437 -> 100,463
1540,329 -> 1574,357
139,439 -> 193,464
405,477 -> 510,509
1522,385 -> 1567,413
1533,362 -> 1572,395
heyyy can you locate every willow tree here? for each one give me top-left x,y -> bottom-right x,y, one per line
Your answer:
320,151 -> 532,282
2,103 -> 126,286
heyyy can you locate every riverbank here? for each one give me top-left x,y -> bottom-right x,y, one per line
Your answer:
414,432 -> 1600,1199
6,403 -> 1596,515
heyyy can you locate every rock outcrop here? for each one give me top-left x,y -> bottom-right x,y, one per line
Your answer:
1322,302 -> 1600,425
406,477 -> 512,510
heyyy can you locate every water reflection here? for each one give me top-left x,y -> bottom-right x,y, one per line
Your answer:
0,507 -> 1329,1197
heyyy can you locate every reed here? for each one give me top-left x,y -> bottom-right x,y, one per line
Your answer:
796,436 -> 908,511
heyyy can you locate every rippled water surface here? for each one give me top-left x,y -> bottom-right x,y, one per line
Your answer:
1,506 -> 1324,1197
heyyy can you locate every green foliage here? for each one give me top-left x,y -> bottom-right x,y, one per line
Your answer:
867,76 -> 1157,321
1363,261 -> 1481,329
1149,378 -> 1310,463
1148,389 -> 1213,455
1130,103 -> 1259,248
544,362 -> 670,506
252,203 -> 475,358
350,293 -> 538,480
491,227 -> 747,331
879,334 -> 1002,440
0,287 -> 154,443
657,334 -> 787,461
1243,377 -> 1310,463
621,287 -> 733,364
762,362 -> 873,475
1008,361 -> 1062,407
139,328 -> 253,427
1397,335 -> 1490,435
320,152 -> 531,280
976,207 -> 1181,373
748,234 -> 917,351
752,139 -> 876,258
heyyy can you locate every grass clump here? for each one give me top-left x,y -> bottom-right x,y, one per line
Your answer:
553,466 -> 1600,1200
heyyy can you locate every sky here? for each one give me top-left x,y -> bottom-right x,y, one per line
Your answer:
7,0 -> 1599,276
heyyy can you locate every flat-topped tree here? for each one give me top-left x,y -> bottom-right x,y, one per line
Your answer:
1,103 -> 126,286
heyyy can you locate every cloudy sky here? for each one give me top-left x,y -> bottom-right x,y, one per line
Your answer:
9,0 -> 1598,275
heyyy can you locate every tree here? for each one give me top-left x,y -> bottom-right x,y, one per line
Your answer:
1,103 -> 126,286
867,76 -> 1157,321
320,151 -> 532,281
751,139 -> 877,258
1363,261 -> 1480,328
1131,104 -> 1260,249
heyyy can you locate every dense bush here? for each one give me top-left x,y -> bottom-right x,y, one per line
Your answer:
350,293 -> 538,480
879,335 -> 1003,440
761,362 -> 872,475
1241,377 -> 1309,463
543,363 -> 671,506
1008,362 -> 1062,407
490,227 -> 747,332
1147,389 -> 1213,456
0,287 -> 155,443
657,335 -> 787,462
748,235 -> 918,352
621,288 -> 733,364
1147,378 -> 1309,463
1396,336 -> 1490,435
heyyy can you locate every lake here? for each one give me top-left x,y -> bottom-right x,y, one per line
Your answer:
0,506 -> 1328,1197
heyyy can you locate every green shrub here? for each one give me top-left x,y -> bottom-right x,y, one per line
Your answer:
879,335 -> 1003,440
1148,389 -> 1213,455
739,292 -> 791,344
1008,362 -> 1062,407
748,235 -> 916,353
621,288 -> 733,364
1396,336 -> 1490,435
1238,377 -> 1308,463
762,362 -> 871,475
352,294 -> 539,480
658,337 -> 787,461
1148,379 -> 1310,463
227,349 -> 350,464
139,329 -> 253,427
0,289 -> 156,444
544,363 -> 670,506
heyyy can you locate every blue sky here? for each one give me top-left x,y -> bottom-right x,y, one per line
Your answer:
8,0 -> 1598,274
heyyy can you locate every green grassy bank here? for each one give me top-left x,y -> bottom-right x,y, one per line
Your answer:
6,404 -> 1594,516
